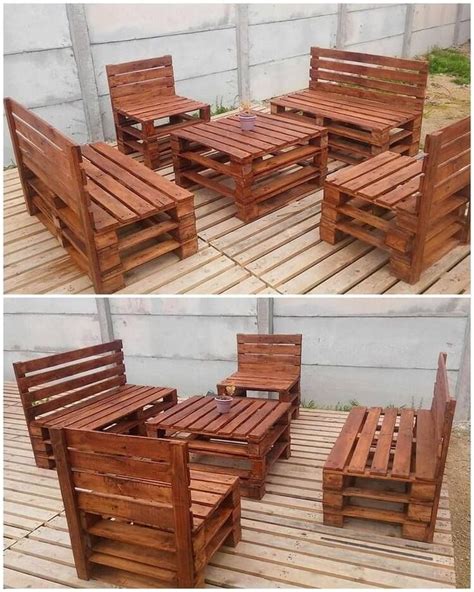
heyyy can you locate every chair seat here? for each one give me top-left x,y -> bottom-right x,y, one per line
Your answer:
272,89 -> 417,132
189,470 -> 239,532
80,142 -> 190,232
220,370 -> 299,392
325,406 -> 437,481
115,95 -> 208,124
325,151 -> 423,210
34,383 -> 175,431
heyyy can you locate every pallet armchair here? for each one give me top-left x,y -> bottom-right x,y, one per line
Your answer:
323,353 -> 456,543
50,428 -> 241,587
320,117 -> 470,283
271,47 -> 428,163
106,55 -> 211,169
217,334 -> 302,419
4,98 -> 198,293
13,340 -> 177,469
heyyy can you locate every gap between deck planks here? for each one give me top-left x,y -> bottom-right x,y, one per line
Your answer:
3,381 -> 456,588
3,105 -> 470,295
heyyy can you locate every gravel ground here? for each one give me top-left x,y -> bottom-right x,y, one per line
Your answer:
445,427 -> 471,588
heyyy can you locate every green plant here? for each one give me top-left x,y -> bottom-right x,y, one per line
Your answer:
301,399 -> 360,411
212,97 -> 235,116
426,47 -> 470,85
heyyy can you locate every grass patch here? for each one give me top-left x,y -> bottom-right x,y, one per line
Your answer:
426,47 -> 470,85
302,399 -> 360,412
212,98 -> 236,116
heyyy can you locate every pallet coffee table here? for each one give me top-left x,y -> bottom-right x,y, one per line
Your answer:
170,111 -> 328,222
146,395 -> 292,498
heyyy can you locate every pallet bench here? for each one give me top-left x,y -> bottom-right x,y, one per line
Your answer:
323,353 -> 456,543
13,340 -> 177,469
171,111 -> 327,222
4,98 -> 198,293
271,47 -> 428,164
107,55 -> 210,169
320,116 -> 470,283
147,395 -> 292,499
51,428 -> 241,587
217,334 -> 302,419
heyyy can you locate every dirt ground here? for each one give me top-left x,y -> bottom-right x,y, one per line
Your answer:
421,74 -> 470,143
445,427 -> 471,588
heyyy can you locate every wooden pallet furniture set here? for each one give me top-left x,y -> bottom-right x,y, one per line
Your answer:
146,395 -> 292,499
4,98 -> 198,293
217,334 -> 302,419
106,55 -> 211,169
320,117 -> 471,283
322,353 -> 456,543
271,47 -> 429,164
12,340 -> 177,469
171,112 -> 328,222
50,428 -> 241,587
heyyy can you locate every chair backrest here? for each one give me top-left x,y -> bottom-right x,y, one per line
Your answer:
4,97 -> 89,216
309,47 -> 428,112
50,428 -> 194,585
106,55 -> 176,107
13,340 -> 126,422
237,334 -> 302,375
430,353 -> 456,479
421,116 -> 471,201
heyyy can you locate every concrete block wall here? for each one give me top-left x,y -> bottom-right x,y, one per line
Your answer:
3,297 -> 469,416
3,3 -> 471,164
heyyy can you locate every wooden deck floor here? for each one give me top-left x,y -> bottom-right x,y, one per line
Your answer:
4,381 -> 456,588
4,108 -> 470,295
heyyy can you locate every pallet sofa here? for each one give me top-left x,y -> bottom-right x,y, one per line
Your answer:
323,353 -> 456,543
217,334 -> 302,419
320,117 -> 470,283
4,98 -> 198,293
13,340 -> 177,469
271,47 -> 429,164
107,55 -> 211,170
51,428 -> 241,587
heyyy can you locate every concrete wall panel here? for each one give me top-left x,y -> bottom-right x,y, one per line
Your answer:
248,15 -> 336,65
248,4 -> 337,24
412,4 -> 458,31
411,24 -> 457,56
250,56 -> 309,101
85,4 -> 235,43
345,4 -> 407,46
4,49 -> 82,108
4,4 -> 71,53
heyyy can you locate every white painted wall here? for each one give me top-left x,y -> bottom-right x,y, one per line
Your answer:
3,3 -> 471,163
3,297 -> 469,411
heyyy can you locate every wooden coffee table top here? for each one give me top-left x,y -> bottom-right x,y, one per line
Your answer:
147,395 -> 291,442
171,111 -> 325,162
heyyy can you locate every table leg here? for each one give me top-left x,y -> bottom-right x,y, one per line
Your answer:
233,160 -> 257,222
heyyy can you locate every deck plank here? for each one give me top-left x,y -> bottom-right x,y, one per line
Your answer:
2,381 -> 456,588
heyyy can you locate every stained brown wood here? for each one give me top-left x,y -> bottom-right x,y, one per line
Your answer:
216,333 -> 302,418
323,353 -> 456,543
320,117 -> 470,283
271,47 -> 428,163
50,427 -> 241,587
146,395 -> 292,499
106,55 -> 210,170
4,98 -> 198,293
171,112 -> 328,222
12,340 -> 177,469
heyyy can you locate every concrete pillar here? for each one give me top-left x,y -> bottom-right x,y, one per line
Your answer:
402,4 -> 415,58
453,4 -> 464,46
96,298 -> 114,342
454,318 -> 470,424
236,3 -> 250,102
335,4 -> 347,49
257,297 -> 273,334
66,4 -> 104,141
